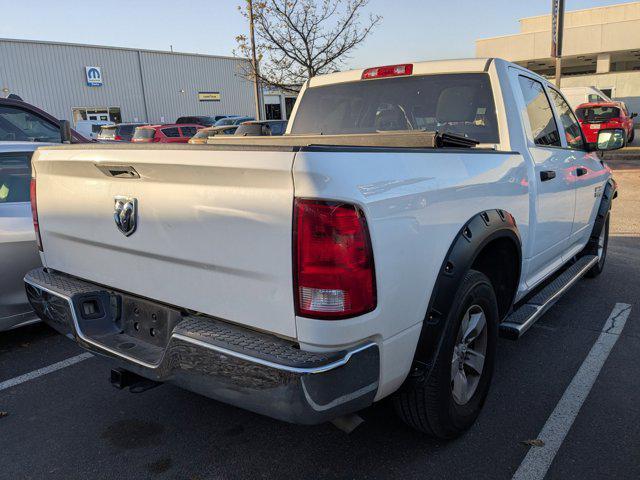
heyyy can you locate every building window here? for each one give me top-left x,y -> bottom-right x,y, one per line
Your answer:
72,107 -> 122,125
265,103 -> 282,120
285,97 -> 296,120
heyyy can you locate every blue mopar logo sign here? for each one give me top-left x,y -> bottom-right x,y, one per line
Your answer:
85,66 -> 103,87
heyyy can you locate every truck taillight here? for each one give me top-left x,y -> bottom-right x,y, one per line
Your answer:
362,63 -> 413,80
294,199 -> 376,319
30,178 -> 43,251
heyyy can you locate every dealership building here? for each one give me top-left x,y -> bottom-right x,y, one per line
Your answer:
476,1 -> 640,112
0,38 -> 271,125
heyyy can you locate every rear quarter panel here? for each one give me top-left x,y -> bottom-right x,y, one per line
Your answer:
293,149 -> 529,397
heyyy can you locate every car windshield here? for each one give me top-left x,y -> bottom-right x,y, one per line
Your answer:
97,126 -> 117,139
0,105 -> 61,142
133,128 -> 155,139
576,106 -> 621,123
192,129 -> 210,139
290,73 -> 500,143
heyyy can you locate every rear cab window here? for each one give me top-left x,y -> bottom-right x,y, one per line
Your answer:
0,152 -> 32,203
290,73 -> 499,143
98,126 -> 116,140
576,106 -> 621,123
118,125 -> 136,136
133,128 -> 155,140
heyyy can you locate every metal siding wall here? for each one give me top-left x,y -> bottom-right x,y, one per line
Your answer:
139,51 -> 254,123
0,40 -> 147,122
0,39 -> 254,124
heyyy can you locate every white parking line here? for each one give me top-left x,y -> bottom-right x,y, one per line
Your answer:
0,352 -> 93,392
512,302 -> 632,480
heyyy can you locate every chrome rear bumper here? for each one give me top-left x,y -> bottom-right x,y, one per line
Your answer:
24,268 -> 379,424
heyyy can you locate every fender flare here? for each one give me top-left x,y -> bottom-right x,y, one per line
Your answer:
583,178 -> 617,256
411,209 -> 522,378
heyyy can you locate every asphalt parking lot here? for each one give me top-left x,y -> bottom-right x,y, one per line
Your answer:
1,157 -> 639,480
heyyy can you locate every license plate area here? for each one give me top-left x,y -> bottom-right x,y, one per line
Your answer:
590,124 -> 601,129
120,296 -> 182,348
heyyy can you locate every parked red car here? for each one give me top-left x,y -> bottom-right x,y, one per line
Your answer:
131,124 -> 203,143
575,101 -> 636,145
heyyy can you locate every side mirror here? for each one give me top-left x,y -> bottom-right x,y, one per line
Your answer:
596,128 -> 626,151
59,120 -> 72,143
631,113 -> 638,119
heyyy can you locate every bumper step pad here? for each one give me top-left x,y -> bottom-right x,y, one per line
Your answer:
24,268 -> 379,424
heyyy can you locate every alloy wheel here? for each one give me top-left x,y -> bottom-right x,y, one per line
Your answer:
451,305 -> 488,405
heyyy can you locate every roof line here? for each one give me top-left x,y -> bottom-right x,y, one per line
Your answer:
517,0 -> 640,22
0,37 -> 249,63
476,15 -> 640,42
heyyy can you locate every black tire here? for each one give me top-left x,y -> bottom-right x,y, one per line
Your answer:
629,129 -> 635,144
393,269 -> 499,439
586,212 -> 610,278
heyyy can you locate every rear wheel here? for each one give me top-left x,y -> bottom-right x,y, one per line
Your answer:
393,270 -> 498,439
629,128 -> 635,144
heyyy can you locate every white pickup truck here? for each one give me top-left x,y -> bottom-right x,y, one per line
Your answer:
24,58 -> 622,439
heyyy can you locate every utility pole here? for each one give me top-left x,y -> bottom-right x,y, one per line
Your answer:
248,0 -> 262,120
551,0 -> 565,87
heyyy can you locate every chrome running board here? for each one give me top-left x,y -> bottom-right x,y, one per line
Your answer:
500,255 -> 598,339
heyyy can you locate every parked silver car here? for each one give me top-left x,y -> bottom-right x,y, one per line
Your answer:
0,142 -> 49,331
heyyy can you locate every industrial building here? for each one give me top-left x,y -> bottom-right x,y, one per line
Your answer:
0,38 -> 258,125
476,1 -> 640,112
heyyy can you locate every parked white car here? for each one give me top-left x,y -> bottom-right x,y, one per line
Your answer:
24,58 -> 622,438
75,120 -> 114,140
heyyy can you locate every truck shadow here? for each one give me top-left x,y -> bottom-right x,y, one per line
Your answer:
0,322 -> 55,356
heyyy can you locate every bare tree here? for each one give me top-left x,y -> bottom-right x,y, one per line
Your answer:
235,0 -> 381,92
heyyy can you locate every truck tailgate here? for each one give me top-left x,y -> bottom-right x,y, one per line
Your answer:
32,146 -> 297,338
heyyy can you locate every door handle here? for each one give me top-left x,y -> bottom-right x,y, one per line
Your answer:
576,167 -> 588,177
540,170 -> 556,181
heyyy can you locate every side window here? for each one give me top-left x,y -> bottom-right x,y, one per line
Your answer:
0,106 -> 61,142
162,127 -> 180,137
179,126 -> 197,137
0,152 -> 32,203
517,76 -> 561,147
548,88 -> 585,150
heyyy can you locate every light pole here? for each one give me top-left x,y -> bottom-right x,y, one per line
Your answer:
248,0 -> 262,120
551,0 -> 565,87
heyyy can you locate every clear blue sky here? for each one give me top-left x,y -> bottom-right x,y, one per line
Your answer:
0,0 -> 633,68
